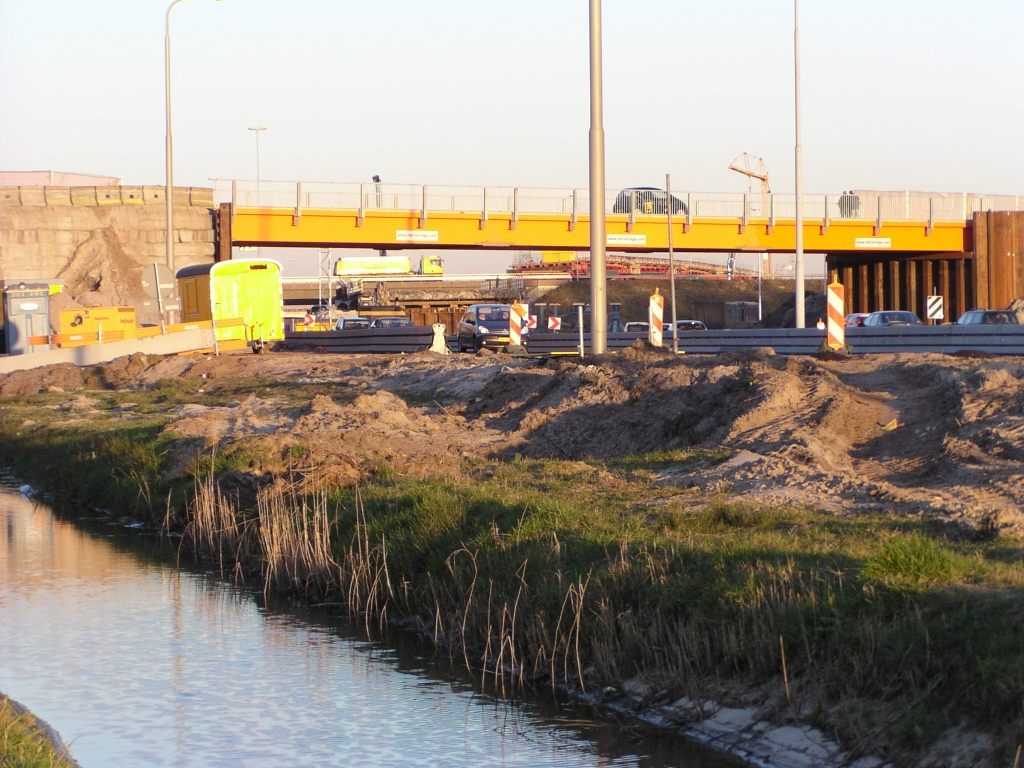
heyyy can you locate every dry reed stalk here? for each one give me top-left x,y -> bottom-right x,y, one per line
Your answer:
781,635 -> 791,704
1013,745 -> 1022,768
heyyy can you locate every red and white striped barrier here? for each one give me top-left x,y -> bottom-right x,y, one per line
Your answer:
827,281 -> 845,350
510,302 -> 527,346
649,289 -> 664,347
548,316 -> 561,331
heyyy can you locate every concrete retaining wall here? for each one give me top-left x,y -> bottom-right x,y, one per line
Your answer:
0,327 -> 217,374
0,186 -> 216,281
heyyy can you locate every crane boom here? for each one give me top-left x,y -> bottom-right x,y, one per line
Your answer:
728,153 -> 771,195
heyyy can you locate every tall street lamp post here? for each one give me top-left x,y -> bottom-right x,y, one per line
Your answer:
165,0 -> 226,278
588,0 -> 607,354
248,125 -> 267,202
793,0 -> 806,328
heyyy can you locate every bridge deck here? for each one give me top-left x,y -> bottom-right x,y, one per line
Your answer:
230,206 -> 971,255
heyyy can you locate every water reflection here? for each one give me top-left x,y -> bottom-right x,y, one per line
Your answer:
0,487 -> 741,768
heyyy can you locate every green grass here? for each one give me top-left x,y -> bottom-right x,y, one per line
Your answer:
1,389 -> 1023,764
0,698 -> 75,768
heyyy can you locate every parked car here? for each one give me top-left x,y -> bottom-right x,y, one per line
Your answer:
845,313 -> 871,327
334,317 -> 371,330
624,321 -> 649,333
664,320 -> 707,332
457,304 -> 513,352
369,316 -> 415,329
612,187 -> 688,215
860,311 -> 923,327
955,309 -> 1019,325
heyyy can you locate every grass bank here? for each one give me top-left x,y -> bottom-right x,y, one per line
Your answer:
1,387 -> 1023,766
0,697 -> 75,768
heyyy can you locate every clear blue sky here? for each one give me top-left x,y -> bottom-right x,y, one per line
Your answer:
1,1 -> 1022,274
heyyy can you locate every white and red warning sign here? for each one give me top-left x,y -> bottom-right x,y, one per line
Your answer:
648,288 -> 664,347
509,302 -> 527,346
526,315 -> 537,331
547,316 -> 562,331
827,281 -> 845,350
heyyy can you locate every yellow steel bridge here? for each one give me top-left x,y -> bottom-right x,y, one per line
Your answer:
219,181 -> 1024,256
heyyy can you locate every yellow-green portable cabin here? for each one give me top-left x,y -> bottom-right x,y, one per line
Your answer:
176,258 -> 284,351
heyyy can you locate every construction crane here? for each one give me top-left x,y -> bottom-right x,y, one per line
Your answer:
728,153 -> 773,279
728,153 -> 771,194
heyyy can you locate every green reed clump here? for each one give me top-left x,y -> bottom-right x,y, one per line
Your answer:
0,698 -> 76,768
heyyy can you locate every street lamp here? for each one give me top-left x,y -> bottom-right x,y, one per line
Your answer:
248,126 -> 267,203
165,0 -> 226,278
588,0 -> 607,354
793,0 -> 806,327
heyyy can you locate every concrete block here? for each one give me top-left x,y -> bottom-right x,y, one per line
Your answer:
142,187 -> 166,204
96,187 -> 122,206
120,187 -> 144,205
0,189 -> 20,206
172,187 -> 191,206
17,188 -> 46,206
178,229 -> 194,243
70,187 -> 97,206
189,187 -> 215,207
44,187 -> 72,205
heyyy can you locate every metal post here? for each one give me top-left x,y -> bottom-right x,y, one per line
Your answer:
577,304 -> 585,358
667,173 -> 678,355
421,185 -> 429,228
758,251 -> 763,321
793,0 -> 805,328
927,197 -> 934,236
154,263 -> 166,334
570,189 -> 579,231
588,0 -> 607,354
481,187 -> 488,228
511,188 -> 519,230
685,192 -> 692,232
164,0 -> 183,278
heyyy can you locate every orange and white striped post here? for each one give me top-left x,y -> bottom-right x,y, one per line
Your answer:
509,301 -> 526,346
649,288 -> 664,347
827,280 -> 845,350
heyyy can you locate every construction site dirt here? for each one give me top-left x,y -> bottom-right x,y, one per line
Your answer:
4,347 -> 1017,537
3,347 -> 1024,767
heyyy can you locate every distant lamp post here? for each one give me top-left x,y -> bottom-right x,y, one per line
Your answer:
248,125 -> 267,203
165,0 -> 227,277
248,126 -> 266,257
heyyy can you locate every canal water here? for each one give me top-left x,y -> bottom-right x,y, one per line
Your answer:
0,484 -> 742,768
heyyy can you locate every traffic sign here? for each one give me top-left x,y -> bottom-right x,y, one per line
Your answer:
927,295 -> 944,321
142,263 -> 175,300
548,316 -> 561,331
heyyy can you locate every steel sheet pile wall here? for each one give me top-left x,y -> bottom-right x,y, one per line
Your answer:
974,211 -> 1024,311
828,255 -> 973,321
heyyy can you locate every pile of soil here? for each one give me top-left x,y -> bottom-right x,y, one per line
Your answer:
4,347 -> 1024,536
52,226 -> 162,330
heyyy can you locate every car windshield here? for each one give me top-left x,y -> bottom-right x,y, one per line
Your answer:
883,313 -> 917,323
982,312 -> 1016,324
376,318 -> 409,327
343,319 -> 369,329
478,308 -> 509,322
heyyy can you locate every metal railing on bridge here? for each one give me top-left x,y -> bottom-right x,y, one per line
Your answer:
215,180 -> 1022,224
